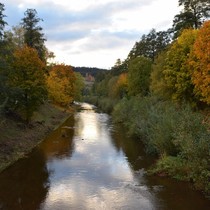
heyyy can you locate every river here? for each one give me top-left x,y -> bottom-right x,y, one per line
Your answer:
0,103 -> 209,210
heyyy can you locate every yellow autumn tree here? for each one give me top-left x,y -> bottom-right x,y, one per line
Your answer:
189,20 -> 210,105
46,64 -> 75,106
163,29 -> 198,105
115,73 -> 128,98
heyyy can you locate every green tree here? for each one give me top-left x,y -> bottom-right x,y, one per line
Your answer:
9,45 -> 46,123
0,3 -> 10,113
110,58 -> 128,76
150,50 -> 173,99
73,72 -> 85,101
0,2 -> 7,40
172,0 -> 210,38
21,9 -> 46,61
128,29 -> 171,61
127,56 -> 152,96
163,29 -> 198,105
4,25 -> 25,49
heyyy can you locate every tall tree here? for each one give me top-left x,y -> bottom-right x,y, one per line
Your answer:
9,46 -> 46,123
21,9 -> 46,61
163,29 -> 198,105
172,0 -> 210,38
127,56 -> 152,96
0,3 -> 9,112
4,25 -> 25,49
0,3 -> 7,40
128,29 -> 171,61
189,20 -> 210,105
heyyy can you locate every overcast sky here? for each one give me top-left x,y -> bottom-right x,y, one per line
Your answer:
2,0 -> 180,69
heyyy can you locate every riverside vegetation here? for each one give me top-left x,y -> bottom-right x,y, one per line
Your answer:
85,0 -> 210,196
0,5 -> 84,171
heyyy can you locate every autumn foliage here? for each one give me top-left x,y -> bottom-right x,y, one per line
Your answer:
46,64 -> 76,106
190,20 -> 210,105
10,45 -> 46,122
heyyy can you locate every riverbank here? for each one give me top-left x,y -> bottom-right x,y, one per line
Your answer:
0,102 -> 76,173
85,96 -> 210,196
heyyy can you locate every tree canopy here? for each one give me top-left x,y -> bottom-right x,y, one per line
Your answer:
190,20 -> 210,105
0,3 -> 7,40
172,0 -> 210,38
21,9 -> 46,62
9,45 -> 46,122
127,56 -> 152,96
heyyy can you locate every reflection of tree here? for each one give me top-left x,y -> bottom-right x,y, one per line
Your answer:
0,115 -> 75,210
41,115 -> 75,159
111,124 -> 154,171
0,149 -> 49,210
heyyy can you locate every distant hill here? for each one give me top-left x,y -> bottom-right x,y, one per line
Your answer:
72,67 -> 108,77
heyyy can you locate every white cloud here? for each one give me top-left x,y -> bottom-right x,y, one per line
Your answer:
1,0 -> 180,68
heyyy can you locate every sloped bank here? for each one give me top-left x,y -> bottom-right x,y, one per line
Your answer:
0,102 -> 77,173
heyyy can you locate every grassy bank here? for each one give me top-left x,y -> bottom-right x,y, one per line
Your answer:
112,96 -> 210,195
0,102 -> 75,173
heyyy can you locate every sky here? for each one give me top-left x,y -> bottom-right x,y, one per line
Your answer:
1,0 -> 181,69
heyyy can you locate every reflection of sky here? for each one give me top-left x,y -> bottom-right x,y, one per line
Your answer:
41,106 -> 157,210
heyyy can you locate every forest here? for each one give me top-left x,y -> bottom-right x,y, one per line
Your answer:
0,0 -> 210,196
86,0 -> 210,195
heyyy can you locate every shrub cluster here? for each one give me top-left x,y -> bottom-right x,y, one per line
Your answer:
112,96 -> 210,194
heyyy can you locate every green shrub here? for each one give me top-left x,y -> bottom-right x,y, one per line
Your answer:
113,95 -> 210,194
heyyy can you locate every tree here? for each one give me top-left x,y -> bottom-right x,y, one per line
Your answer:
127,56 -> 152,96
110,58 -> 128,76
21,9 -> 46,61
0,3 -> 10,113
73,72 -> 85,101
4,25 -> 25,49
172,0 -> 210,38
128,29 -> 171,61
46,64 -> 76,106
189,20 -> 210,105
163,29 -> 198,105
150,50 -> 172,99
0,3 -> 7,40
115,73 -> 128,98
9,45 -> 46,123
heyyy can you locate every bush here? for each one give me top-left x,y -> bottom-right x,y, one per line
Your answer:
112,95 -> 210,194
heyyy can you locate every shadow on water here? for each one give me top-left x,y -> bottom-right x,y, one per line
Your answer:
0,115 -> 75,210
110,124 -> 210,210
0,149 -> 49,210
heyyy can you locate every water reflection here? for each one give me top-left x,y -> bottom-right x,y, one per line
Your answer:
40,116 -> 75,160
0,150 -> 49,210
41,104 -> 157,209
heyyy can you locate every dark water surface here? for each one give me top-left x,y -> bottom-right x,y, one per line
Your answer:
0,103 -> 209,210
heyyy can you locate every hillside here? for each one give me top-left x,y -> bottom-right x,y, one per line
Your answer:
73,66 -> 107,77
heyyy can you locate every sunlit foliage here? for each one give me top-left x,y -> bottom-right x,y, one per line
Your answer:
46,64 -> 75,106
163,29 -> 198,105
190,20 -> 210,105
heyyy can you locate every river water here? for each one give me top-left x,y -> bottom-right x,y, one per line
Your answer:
0,103 -> 209,210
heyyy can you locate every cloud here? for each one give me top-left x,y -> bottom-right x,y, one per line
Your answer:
1,0 -> 180,68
